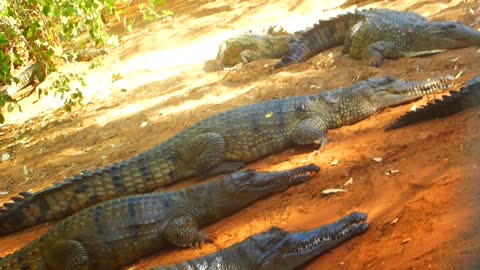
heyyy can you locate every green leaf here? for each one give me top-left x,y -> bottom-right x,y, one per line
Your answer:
42,2 -> 52,16
0,32 -> 8,45
3,95 -> 13,102
0,113 -> 4,124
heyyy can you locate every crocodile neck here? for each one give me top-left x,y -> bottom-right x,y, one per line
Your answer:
181,180 -> 265,227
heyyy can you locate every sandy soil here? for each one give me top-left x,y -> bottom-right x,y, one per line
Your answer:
0,0 -> 479,269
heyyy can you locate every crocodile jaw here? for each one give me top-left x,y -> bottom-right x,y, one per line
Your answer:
369,76 -> 453,108
258,212 -> 368,269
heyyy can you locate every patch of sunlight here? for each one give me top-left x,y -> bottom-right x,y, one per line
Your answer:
156,85 -> 256,117
112,31 -> 239,92
93,84 -> 256,127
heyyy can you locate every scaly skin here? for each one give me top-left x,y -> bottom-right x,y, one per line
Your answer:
1,48 -> 106,97
214,34 -> 292,68
74,48 -> 107,62
386,74 -> 480,130
0,75 -> 452,236
153,212 -> 368,270
0,164 -> 320,270
276,9 -> 480,68
1,63 -> 39,97
204,31 -> 294,71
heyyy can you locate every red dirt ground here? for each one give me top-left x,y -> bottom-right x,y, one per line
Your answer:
0,0 -> 479,269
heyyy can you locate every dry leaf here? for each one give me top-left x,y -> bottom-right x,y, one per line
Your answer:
322,188 -> 347,194
401,238 -> 411,244
454,70 -> 464,79
330,158 -> 339,166
391,217 -> 399,224
344,178 -> 353,186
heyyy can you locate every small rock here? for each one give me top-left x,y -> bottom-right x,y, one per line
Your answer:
385,169 -> 400,176
391,217 -> 399,224
140,121 -> 149,128
1,153 -> 10,161
372,157 -> 383,162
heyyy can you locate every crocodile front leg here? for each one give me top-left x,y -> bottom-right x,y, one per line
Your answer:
240,49 -> 264,63
42,240 -> 89,270
367,41 -> 402,67
289,118 -> 329,149
163,214 -> 215,248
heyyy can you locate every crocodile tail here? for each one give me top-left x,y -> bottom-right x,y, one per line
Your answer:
385,82 -> 480,130
274,12 -> 364,68
0,153 -> 172,236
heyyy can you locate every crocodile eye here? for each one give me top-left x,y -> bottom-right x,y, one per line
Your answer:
444,24 -> 457,30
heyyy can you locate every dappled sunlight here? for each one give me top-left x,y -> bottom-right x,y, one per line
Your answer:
1,0 -> 369,126
93,83 -> 257,127
1,0 -> 479,268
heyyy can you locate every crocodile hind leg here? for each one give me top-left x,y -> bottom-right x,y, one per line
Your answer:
289,118 -> 329,149
188,132 -> 244,178
42,240 -> 89,270
163,215 -> 215,248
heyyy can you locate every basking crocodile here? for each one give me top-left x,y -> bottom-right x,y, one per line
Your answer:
1,62 -> 39,97
0,164 -> 320,270
153,212 -> 368,270
386,74 -> 480,130
1,48 -> 106,97
275,9 -> 480,68
0,75 -> 452,236
204,25 -> 296,71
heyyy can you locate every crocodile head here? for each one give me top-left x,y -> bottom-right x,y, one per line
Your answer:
423,21 -> 480,49
246,212 -> 368,269
365,75 -> 454,108
225,163 -> 320,196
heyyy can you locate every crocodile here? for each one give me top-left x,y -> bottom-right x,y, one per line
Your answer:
275,9 -> 480,68
0,164 -> 319,270
0,48 -> 106,97
1,62 -> 39,97
204,25 -> 296,71
0,75 -> 452,236
386,74 -> 480,130
153,212 -> 368,270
